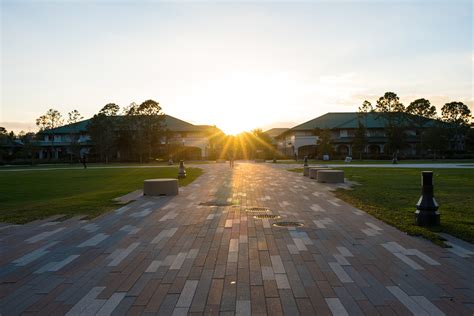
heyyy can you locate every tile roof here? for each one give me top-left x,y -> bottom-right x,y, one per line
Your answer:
264,128 -> 289,138
40,115 -> 216,134
289,112 -> 445,131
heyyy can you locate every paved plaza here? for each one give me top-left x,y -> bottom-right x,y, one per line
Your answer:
1,163 -> 473,315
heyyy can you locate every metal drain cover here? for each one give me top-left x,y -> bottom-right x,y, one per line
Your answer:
272,221 -> 304,227
254,214 -> 281,219
199,201 -> 234,206
245,207 -> 271,214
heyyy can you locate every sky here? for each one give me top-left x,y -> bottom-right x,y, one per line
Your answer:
1,0 -> 473,135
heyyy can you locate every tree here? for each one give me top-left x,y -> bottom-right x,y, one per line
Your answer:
424,120 -> 449,159
374,92 -> 407,157
317,128 -> 333,157
125,100 -> 165,163
88,104 -> 120,163
35,109 -> 64,160
465,124 -> 474,153
406,98 -> 436,119
0,127 -> 8,163
441,102 -> 471,126
115,102 -> 139,160
358,100 -> 373,114
355,100 -> 373,159
441,102 -> 472,152
251,129 -> 274,159
19,132 -> 39,165
207,128 -> 227,160
1,130 -> 17,161
67,109 -> 84,124
353,122 -> 367,160
121,102 -> 137,116
384,124 -> 407,156
36,109 -> 63,131
66,109 -> 84,162
36,109 -> 64,131
405,98 -> 437,157
99,103 -> 120,116
375,92 -> 405,113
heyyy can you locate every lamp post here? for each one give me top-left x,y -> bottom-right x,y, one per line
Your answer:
414,171 -> 440,226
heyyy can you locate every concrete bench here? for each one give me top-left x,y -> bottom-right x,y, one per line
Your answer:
216,159 -> 226,163
143,179 -> 179,196
317,170 -> 344,183
308,167 -> 332,179
254,159 -> 266,163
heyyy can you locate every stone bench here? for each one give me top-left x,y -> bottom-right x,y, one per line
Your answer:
308,167 -> 332,179
216,159 -> 226,163
254,159 -> 266,163
317,170 -> 344,183
143,179 -> 179,196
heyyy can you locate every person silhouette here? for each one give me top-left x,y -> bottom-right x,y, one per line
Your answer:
80,154 -> 87,169
228,152 -> 234,168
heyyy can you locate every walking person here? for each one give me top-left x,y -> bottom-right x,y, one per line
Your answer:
80,154 -> 87,169
228,151 -> 234,168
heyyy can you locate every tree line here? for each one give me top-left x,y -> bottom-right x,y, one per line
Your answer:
1,109 -> 85,164
0,100 -> 165,164
87,100 -> 165,163
1,93 -> 473,164
350,92 -> 472,159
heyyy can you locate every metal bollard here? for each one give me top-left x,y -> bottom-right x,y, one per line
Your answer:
178,160 -> 186,179
303,156 -> 308,167
414,171 -> 440,226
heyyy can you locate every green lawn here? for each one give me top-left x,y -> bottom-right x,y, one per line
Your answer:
278,159 -> 474,165
289,167 -> 474,246
0,161 -> 215,170
0,167 -> 203,224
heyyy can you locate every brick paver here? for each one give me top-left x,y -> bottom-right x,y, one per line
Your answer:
1,162 -> 473,315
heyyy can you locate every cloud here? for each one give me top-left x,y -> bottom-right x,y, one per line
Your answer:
0,121 -> 37,134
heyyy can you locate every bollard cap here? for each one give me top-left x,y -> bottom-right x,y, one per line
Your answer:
421,171 -> 433,186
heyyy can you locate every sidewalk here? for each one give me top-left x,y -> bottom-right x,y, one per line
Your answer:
0,163 -> 472,315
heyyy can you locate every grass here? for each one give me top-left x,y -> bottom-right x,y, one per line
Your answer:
278,159 -> 474,165
0,161 -> 216,170
289,167 -> 474,246
0,167 -> 203,224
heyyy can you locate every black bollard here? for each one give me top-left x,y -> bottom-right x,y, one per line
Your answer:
414,171 -> 440,226
178,160 -> 186,179
303,156 -> 308,167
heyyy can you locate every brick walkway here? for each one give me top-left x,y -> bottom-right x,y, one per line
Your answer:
1,163 -> 473,315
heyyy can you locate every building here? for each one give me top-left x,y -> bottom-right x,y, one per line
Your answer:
275,112 -> 448,159
35,115 -> 219,160
264,128 -> 289,151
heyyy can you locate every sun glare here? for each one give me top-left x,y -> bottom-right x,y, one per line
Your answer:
177,72 -> 299,135
218,118 -> 259,135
